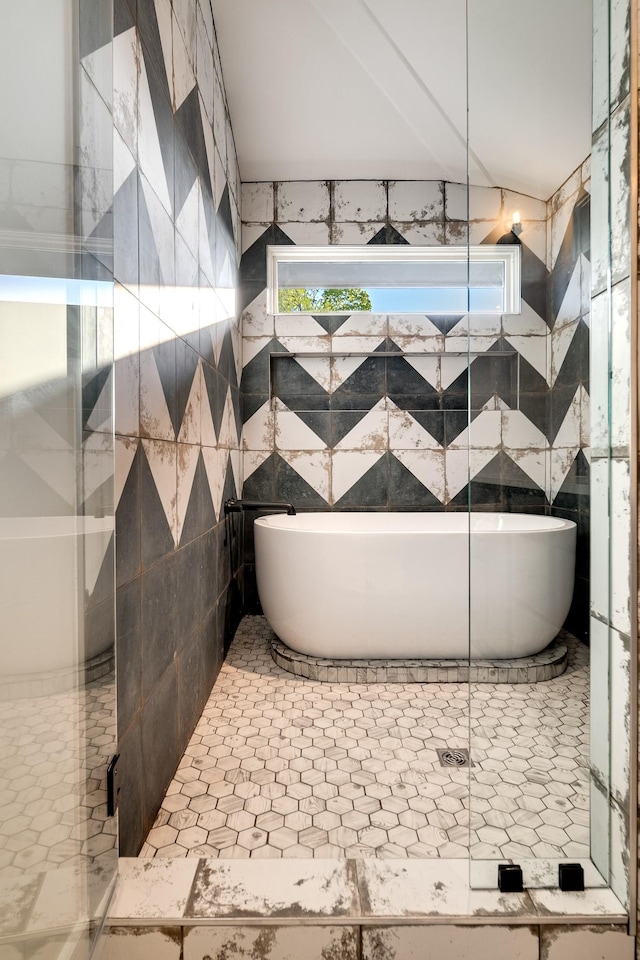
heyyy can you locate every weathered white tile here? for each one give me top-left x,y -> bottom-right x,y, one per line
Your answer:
334,401 -> 388,451
502,191 -> 546,223
610,100 -> 631,285
331,221 -> 385,244
394,449 -> 445,502
242,182 -> 274,224
184,925 -> 358,960
610,0 -> 631,110
101,928 -> 181,960
141,439 -> 178,544
331,450 -> 385,504
610,456 -> 631,636
242,400 -> 274,451
590,458 -> 609,621
541,925 -> 633,959
358,860 -> 533,918
391,222 -> 445,245
388,181 -> 443,221
363,924 -> 538,960
278,221 -> 330,245
275,408 -> 328,451
279,450 -> 330,502
334,181 -> 386,222
592,0 -> 609,132
610,277 -> 631,453
276,181 -> 329,222
589,290 -> 608,456
186,859 -> 359,917
529,887 -> 627,920
113,28 -> 139,158
589,616 -> 610,788
109,858 -> 198,919
590,127 -> 609,297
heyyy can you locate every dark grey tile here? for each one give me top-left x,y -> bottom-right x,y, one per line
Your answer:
116,443 -> 141,587
141,553 -> 178,698
117,719 -> 144,856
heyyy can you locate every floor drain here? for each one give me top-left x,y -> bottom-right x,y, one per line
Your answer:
437,748 -> 472,767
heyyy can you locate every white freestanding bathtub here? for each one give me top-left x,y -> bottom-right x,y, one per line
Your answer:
0,516 -> 114,678
254,512 -> 576,660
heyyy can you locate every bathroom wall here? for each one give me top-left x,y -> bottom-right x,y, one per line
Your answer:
589,0 -> 633,911
239,177 -> 591,635
111,0 -> 243,855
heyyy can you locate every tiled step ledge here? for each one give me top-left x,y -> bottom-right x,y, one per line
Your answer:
108,858 -> 626,927
270,636 -> 569,684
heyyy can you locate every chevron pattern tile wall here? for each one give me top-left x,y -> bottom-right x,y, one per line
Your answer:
240,174 -> 591,636
104,0 -> 242,855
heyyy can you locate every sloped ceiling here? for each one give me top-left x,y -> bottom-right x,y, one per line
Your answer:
212,0 -> 592,200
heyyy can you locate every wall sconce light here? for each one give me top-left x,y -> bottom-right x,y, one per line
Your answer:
497,211 -> 522,245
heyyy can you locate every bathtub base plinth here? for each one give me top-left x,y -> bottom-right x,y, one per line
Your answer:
270,633 -> 570,684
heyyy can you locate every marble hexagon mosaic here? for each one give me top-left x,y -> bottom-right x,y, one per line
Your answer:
141,616 -> 589,862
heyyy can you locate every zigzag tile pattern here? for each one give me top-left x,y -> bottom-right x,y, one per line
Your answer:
240,176 -> 591,637
240,177 -> 589,511
104,0 -> 243,855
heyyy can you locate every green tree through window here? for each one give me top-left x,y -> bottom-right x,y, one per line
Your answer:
278,287 -> 373,312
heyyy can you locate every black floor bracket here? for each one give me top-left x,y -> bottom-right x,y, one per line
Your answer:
498,863 -> 524,892
559,863 -> 585,891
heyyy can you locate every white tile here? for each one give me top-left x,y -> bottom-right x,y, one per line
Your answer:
137,59 -> 172,216
172,11 -> 196,111
502,191 -> 546,223
109,858 -> 198,919
391,222 -> 444,245
362,924 -> 538,960
609,628 -> 631,812
590,458 -> 609,621
589,616 -> 610,788
331,313 -> 387,338
610,0 -> 631,109
242,289 -> 274,337
529,887 -> 627,920
242,182 -> 274,224
394,449 -> 445,502
542,925 -> 633,959
331,221 -> 385,244
400,354 -> 440,389
242,400 -> 274,451
139,312 -> 175,442
274,313 -> 329,338
213,69 -> 226,161
100,929 -> 181,960
592,0 -> 609,132
176,442 -> 201,543
388,181 -> 443,221
184,925 -> 358,960
590,126 -> 609,297
334,401 -> 388,451
278,221 -> 330,245
501,411 -> 546,450
141,439 -> 178,544
448,411 -> 501,450
334,181 -> 386,222
275,408 -> 328,451
446,183 -> 502,222
609,800 -> 629,908
610,101 -> 631,285
187,859 -> 359,917
196,13 -> 213,123
610,457 -> 631,636
279,450 -> 330,502
113,28 -> 139,158
331,450 -> 385,504
610,278 -> 631,453
276,181 -> 329,222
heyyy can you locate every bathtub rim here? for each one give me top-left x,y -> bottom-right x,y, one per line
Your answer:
254,511 -> 577,536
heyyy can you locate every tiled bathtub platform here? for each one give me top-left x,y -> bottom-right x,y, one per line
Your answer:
101,859 -> 632,960
271,635 -> 569,684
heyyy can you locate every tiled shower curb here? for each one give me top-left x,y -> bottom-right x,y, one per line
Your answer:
100,859 -> 633,959
270,636 -> 569,684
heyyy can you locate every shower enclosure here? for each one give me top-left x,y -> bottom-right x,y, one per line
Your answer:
0,0 -> 117,955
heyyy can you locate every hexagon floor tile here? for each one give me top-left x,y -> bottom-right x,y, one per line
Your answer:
140,617 -> 590,862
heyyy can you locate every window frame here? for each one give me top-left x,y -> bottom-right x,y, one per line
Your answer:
266,244 -> 521,316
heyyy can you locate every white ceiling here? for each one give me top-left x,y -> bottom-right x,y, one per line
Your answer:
212,0 -> 592,201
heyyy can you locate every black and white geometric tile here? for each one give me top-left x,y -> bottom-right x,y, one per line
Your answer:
240,174 -> 590,514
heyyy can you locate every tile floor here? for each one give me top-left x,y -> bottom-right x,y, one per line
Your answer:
0,671 -> 117,875
141,616 -> 590,862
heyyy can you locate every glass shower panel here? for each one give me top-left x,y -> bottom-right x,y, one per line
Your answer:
466,0 -> 604,889
0,0 -> 117,955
